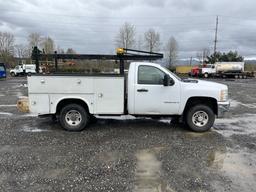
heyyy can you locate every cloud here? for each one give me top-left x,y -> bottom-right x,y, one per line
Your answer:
0,0 -> 256,58
168,0 -> 206,11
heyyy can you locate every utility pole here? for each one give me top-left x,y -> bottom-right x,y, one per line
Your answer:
189,56 -> 192,66
202,51 -> 204,65
213,16 -> 219,56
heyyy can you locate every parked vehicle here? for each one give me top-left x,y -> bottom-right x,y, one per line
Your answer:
18,62 -> 230,132
189,66 -> 200,77
189,62 -> 252,78
0,63 -> 6,79
10,64 -> 37,76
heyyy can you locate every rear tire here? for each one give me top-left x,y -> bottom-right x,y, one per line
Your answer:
59,104 -> 89,131
10,72 -> 15,77
185,104 -> 215,132
204,73 -> 209,78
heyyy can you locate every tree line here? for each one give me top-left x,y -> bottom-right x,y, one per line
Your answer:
115,22 -> 178,68
0,32 -> 76,68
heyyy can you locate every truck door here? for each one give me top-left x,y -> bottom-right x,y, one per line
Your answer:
134,65 -> 180,115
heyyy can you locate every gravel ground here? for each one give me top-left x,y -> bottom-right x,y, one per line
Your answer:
0,77 -> 255,192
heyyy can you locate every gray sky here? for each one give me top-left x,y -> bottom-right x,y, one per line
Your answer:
1,0 -> 256,59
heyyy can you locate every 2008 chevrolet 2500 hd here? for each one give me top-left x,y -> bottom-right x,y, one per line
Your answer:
24,62 -> 230,132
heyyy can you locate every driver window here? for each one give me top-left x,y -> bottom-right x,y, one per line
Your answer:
138,65 -> 165,85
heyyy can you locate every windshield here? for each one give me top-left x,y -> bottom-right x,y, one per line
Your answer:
202,65 -> 213,68
0,66 -> 5,71
163,66 -> 181,81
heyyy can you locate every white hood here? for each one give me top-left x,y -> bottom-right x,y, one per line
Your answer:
180,79 -> 228,102
196,79 -> 228,90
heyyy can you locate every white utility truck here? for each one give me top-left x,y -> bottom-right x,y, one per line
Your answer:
10,64 -> 37,76
25,62 -> 230,132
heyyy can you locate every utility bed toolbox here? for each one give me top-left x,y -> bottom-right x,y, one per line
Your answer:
27,75 -> 125,115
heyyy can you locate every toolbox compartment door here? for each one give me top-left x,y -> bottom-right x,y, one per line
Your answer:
29,94 -> 50,115
94,77 -> 124,114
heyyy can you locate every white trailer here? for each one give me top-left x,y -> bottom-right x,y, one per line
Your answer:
20,62 -> 230,132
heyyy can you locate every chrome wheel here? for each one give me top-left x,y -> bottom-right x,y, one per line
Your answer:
192,111 -> 209,127
65,110 -> 82,126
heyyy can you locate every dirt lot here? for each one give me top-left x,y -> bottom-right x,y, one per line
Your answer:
0,77 -> 255,192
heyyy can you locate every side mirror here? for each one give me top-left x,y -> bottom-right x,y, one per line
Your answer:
170,78 -> 175,86
163,74 -> 175,86
163,74 -> 170,86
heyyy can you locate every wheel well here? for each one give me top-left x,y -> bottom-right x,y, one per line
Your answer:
56,99 -> 89,115
184,97 -> 217,115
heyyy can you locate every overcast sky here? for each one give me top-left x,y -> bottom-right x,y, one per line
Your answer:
1,0 -> 256,59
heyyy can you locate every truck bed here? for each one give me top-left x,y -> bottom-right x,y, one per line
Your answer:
28,74 -> 125,115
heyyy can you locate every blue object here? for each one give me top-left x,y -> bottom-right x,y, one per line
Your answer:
0,63 -> 6,78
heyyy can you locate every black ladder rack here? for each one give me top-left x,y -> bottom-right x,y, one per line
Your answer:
32,47 -> 163,75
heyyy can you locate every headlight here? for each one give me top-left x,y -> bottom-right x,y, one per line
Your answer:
220,89 -> 228,101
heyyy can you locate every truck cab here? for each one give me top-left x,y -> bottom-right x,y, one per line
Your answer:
201,64 -> 216,78
22,62 -> 230,132
128,62 -> 229,119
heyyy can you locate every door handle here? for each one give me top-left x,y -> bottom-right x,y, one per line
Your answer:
137,89 -> 148,92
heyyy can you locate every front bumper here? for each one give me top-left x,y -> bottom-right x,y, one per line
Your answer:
217,101 -> 230,118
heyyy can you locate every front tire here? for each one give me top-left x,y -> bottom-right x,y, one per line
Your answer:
59,104 -> 89,131
185,105 -> 215,132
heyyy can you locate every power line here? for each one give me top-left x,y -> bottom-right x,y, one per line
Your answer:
220,15 -> 256,21
15,36 -> 215,46
0,15 -> 216,27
